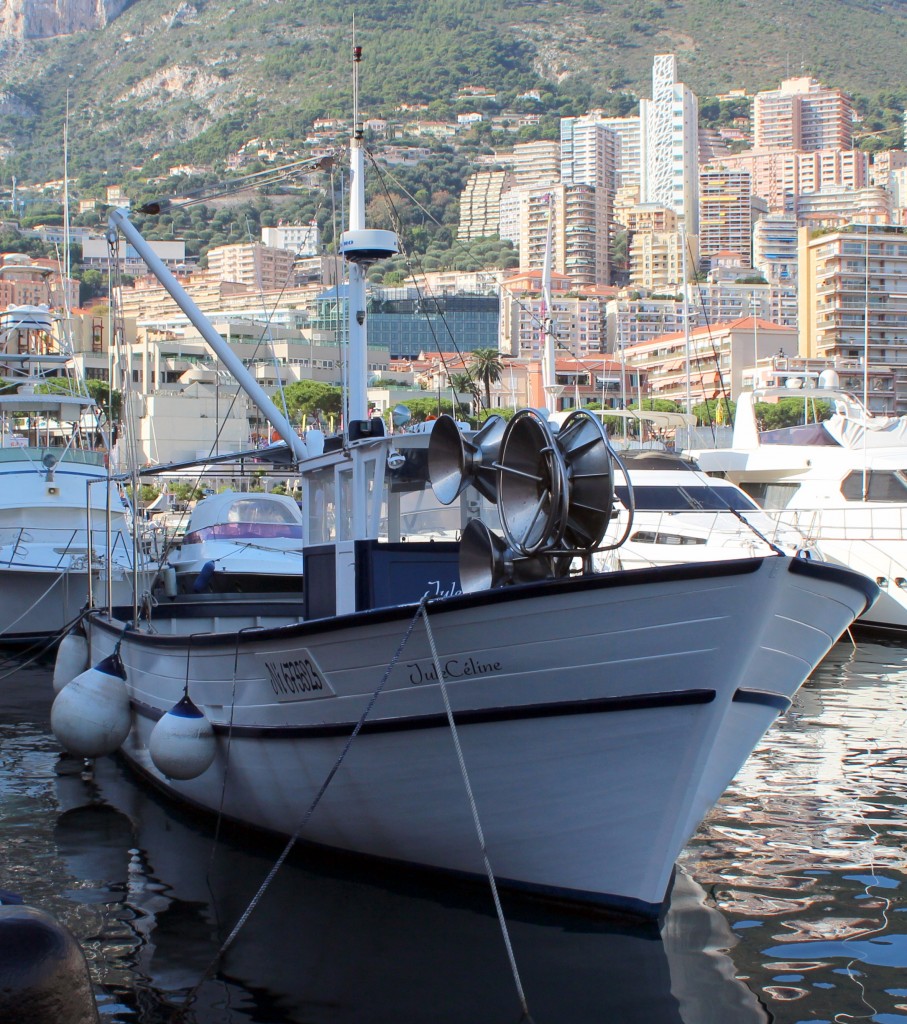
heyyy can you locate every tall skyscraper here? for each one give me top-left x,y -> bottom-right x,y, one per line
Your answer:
639,54 -> 700,235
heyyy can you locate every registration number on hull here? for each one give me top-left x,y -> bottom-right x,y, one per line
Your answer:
261,650 -> 335,701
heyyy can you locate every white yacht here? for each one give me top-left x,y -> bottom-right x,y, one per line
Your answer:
0,304 -> 147,644
596,449 -> 815,571
165,490 -> 304,594
690,385 -> 907,633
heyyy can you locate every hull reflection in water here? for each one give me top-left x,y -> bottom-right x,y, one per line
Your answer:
53,755 -> 768,1023
683,639 -> 907,1020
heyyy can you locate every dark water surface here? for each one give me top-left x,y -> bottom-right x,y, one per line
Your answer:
1,638 -> 905,1023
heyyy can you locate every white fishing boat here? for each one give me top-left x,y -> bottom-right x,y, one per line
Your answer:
53,47 -> 877,920
690,384 -> 907,633
0,303 -> 147,644
164,490 -> 304,594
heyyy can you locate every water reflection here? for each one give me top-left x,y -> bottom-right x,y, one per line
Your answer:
682,638 -> 907,1022
52,755 -> 769,1024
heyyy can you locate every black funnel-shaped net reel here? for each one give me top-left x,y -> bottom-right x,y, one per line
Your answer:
428,409 -> 624,591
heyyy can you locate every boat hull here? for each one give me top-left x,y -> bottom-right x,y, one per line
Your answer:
83,555 -> 875,917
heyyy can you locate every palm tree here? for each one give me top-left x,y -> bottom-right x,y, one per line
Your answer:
448,371 -> 480,418
469,348 -> 504,411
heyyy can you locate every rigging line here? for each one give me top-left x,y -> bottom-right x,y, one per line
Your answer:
364,152 -> 482,420
687,236 -> 733,435
176,597 -> 430,1021
369,153 -> 558,344
419,603 -> 532,1022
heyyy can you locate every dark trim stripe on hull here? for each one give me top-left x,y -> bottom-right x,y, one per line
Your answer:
732,689 -> 792,713
130,688 -> 718,737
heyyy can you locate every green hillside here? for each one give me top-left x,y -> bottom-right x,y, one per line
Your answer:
1,0 -> 906,184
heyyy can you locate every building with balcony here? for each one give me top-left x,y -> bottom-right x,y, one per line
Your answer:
698,167 -> 756,265
205,242 -> 297,291
623,316 -> 796,406
798,223 -> 907,411
517,183 -> 610,289
753,77 -> 854,152
458,169 -> 513,241
711,148 -> 868,215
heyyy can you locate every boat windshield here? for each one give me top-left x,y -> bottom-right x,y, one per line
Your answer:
615,484 -> 759,512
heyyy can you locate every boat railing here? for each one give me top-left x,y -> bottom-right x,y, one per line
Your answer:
0,446 -> 106,467
0,525 -> 139,570
604,507 -> 816,555
755,505 -> 907,543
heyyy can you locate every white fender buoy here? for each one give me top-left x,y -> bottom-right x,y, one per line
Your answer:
162,566 -> 177,598
50,653 -> 131,759
52,630 -> 89,695
148,694 -> 216,780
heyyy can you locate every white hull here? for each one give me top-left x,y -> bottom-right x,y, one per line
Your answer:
84,555 -> 874,917
0,564 -> 140,642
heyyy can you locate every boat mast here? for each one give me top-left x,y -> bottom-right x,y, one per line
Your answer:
338,42 -> 398,437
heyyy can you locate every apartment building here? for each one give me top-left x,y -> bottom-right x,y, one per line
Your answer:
794,186 -> 893,226
457,169 -> 513,241
798,223 -> 907,410
698,167 -> 756,265
260,222 -> 321,255
0,253 -> 79,311
516,183 -> 609,289
206,242 -> 297,291
500,285 -> 608,360
711,148 -> 868,215
623,317 -> 796,406
753,77 -> 854,151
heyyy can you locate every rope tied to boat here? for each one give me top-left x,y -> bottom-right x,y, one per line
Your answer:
419,602 -> 534,1023
178,595 -> 432,1019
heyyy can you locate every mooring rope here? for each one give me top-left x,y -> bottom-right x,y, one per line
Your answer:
177,596 -> 430,1019
419,603 -> 533,1022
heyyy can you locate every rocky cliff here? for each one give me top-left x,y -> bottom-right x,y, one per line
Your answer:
0,0 -> 134,39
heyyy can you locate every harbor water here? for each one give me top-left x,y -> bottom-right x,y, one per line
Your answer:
1,638 -> 906,1023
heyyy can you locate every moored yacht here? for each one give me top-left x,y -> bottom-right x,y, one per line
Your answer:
689,386 -> 907,633
0,303 -> 148,644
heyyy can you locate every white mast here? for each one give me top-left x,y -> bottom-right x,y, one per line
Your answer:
339,42 -> 398,436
